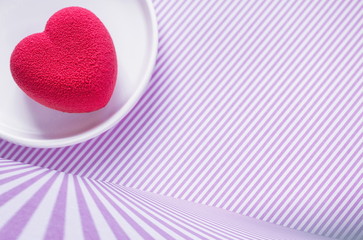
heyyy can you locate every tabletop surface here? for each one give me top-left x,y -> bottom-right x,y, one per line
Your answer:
0,1 -> 362,239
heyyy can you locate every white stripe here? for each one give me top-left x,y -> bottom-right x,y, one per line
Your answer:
64,176 -> 84,240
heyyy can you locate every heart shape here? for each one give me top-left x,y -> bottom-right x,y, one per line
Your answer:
10,7 -> 117,113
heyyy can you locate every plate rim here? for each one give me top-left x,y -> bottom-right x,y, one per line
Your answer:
0,0 -> 159,148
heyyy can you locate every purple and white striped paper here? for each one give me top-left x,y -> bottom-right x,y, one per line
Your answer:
0,159 -> 332,239
0,1 -> 362,239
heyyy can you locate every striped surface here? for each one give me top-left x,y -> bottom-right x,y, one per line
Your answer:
0,159 -> 330,240
0,0 -> 362,239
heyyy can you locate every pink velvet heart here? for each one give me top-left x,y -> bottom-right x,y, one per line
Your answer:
10,7 -> 117,113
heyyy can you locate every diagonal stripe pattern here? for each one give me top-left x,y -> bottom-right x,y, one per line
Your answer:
0,159 -> 332,240
0,1 -> 362,239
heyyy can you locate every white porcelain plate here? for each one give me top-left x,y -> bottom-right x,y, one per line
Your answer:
0,0 -> 158,148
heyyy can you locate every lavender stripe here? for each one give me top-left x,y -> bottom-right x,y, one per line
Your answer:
73,176 -> 100,240
44,174 -> 68,240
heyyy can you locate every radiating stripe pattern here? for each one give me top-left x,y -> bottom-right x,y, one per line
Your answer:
0,1 -> 362,240
0,159 -> 331,240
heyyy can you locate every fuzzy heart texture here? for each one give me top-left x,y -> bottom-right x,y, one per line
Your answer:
10,7 -> 117,113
